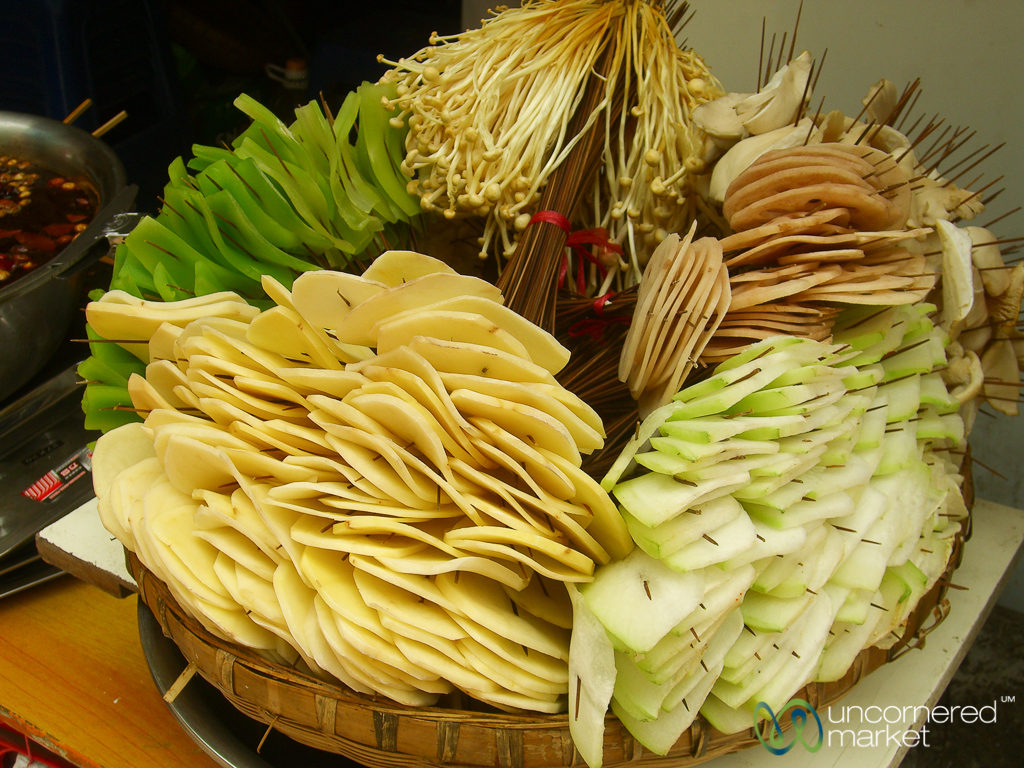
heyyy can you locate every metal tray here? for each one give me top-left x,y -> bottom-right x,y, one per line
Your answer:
0,361 -> 99,563
138,600 -> 359,768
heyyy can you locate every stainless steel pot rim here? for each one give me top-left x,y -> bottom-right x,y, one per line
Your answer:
0,111 -> 132,302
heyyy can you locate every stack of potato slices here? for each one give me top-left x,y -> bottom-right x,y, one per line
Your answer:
91,251 -> 633,713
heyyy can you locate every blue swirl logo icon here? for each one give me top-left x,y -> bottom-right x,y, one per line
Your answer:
754,699 -> 824,755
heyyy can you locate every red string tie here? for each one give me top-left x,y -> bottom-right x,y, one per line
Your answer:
528,210 -> 623,295
567,292 -> 630,342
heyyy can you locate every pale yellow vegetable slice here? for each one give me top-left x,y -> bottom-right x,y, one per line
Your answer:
356,357 -> 494,469
128,373 -> 181,415
303,598 -> 376,695
290,270 -> 387,329
179,353 -> 278,390
191,488 -> 282,562
229,468 -> 307,570
459,684 -> 565,715
377,612 -> 468,664
375,549 -> 529,592
360,250 -> 458,286
102,455 -> 166,550
158,433 -> 236,495
145,497 -> 235,610
248,305 -> 346,369
205,325 -> 309,376
449,538 -> 591,584
447,609 -> 569,682
458,636 -> 566,697
269,479 -> 426,512
290,514 -> 430,559
344,516 -> 465,556
391,634 -> 497,694
143,360 -> 191,408
206,554 -> 282,649
347,554 -> 461,614
374,294 -> 571,374
86,296 -> 259,362
444,524 -> 593,576
435,571 -> 571,661
538,450 -> 633,561
409,337 -> 557,385
220,448 -> 321,485
448,460 -> 561,533
320,431 -> 438,509
345,389 -> 450,472
312,596 -> 438,705
330,608 -> 443,687
176,331 -> 277,379
148,417 -> 248,449
148,322 -> 183,364
272,561 -> 321,662
377,311 -> 532,361
334,273 -> 504,347
233,560 -> 286,625
274,367 -> 368,399
197,526 -> 277,582
300,549 -> 391,641
236,419 -> 331,458
450,389 -> 580,465
441,373 -> 603,453
468,417 -> 575,500
186,369 -> 309,422
352,567 -> 466,642
92,422 -> 156,501
502,575 -> 573,630
231,375 -> 311,409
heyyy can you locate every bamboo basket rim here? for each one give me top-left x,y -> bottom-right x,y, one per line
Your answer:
128,450 -> 974,768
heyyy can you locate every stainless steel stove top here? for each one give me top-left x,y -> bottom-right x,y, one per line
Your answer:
0,360 -> 100,597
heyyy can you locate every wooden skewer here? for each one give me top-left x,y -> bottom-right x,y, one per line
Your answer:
63,98 -> 93,124
92,110 -> 128,138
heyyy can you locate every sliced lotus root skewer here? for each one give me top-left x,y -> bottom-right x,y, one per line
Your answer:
728,265 -> 845,311
725,232 -> 863,268
719,208 -> 853,253
730,184 -> 898,233
724,143 -> 911,233
723,165 -> 877,222
716,315 -> 834,336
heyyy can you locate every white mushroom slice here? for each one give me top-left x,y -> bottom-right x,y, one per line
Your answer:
709,118 -> 819,203
967,226 -> 1010,296
936,220 -> 975,337
981,340 -> 1021,417
692,91 -> 750,146
735,51 -> 813,135
862,78 -> 898,126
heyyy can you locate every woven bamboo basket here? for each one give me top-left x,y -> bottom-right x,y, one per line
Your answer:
128,452 -> 973,768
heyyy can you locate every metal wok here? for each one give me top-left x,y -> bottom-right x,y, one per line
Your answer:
0,111 -> 136,402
